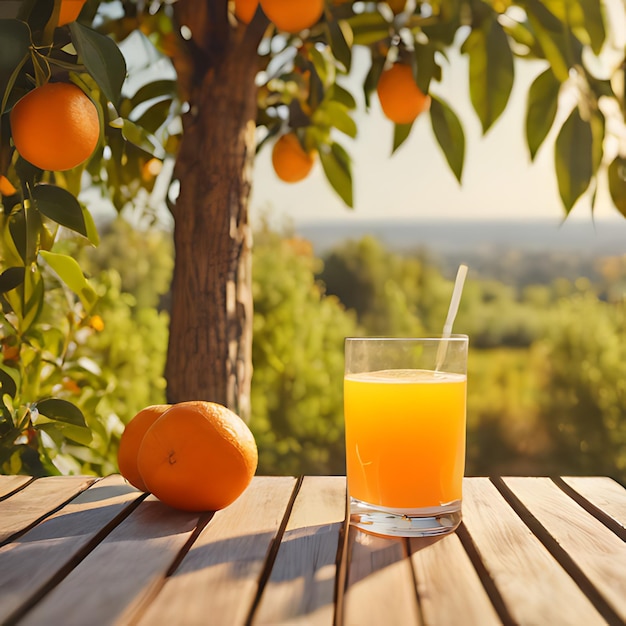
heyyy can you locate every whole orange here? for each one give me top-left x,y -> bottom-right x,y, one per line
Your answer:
137,401 -> 258,512
58,0 -> 87,25
10,82 -> 100,172
118,404 -> 171,491
376,63 -> 430,125
260,0 -> 324,33
234,0 -> 259,23
272,133 -> 316,183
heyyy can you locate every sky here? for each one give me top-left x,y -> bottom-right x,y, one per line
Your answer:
250,8 -> 626,228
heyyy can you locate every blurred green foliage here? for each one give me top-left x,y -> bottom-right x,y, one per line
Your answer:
249,225 -> 357,475
1,216 -> 171,475
538,294 -> 626,479
3,217 -> 625,485
317,234 -> 626,484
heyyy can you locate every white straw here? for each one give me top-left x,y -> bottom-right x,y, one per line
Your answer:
436,264 -> 468,370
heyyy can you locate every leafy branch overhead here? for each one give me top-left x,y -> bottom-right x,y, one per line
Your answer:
117,0 -> 626,212
248,0 -> 625,214
0,0 -> 137,475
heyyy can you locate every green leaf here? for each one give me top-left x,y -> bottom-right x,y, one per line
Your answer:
0,19 -> 30,93
329,83 -> 356,110
32,184 -> 87,237
540,0 -> 605,55
584,71 -> 614,100
36,421 -> 93,446
69,21 -> 126,106
61,424 -> 93,445
322,101 -> 357,138
82,205 -> 100,247
320,142 -> 353,208
308,64 -> 326,114
524,0 -> 581,82
578,0 -> 606,55
413,43 -> 441,94
0,267 -> 25,293
110,117 -> 166,159
0,366 -> 19,398
34,398 -> 88,427
363,55 -> 385,109
347,12 -> 391,46
429,95 -> 465,183
129,79 -> 178,110
283,98 -> 309,130
19,0 -> 54,31
608,156 -> 626,218
525,68 -> 560,160
554,107 -> 592,212
309,46 -> 330,88
589,110 -> 605,175
326,19 -> 352,72
501,17 -> 537,53
134,98 -> 173,135
0,19 -> 30,58
392,123 -> 412,154
8,208 -> 27,264
462,14 -> 514,134
15,154 -> 42,181
22,263 -> 44,333
39,250 -> 98,311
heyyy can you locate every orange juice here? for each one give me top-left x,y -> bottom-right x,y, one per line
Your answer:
344,368 -> 466,509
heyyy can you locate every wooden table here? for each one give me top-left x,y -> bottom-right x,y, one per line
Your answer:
1,475 -> 625,625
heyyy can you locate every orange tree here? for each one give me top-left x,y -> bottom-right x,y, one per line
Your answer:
0,0 -> 625,470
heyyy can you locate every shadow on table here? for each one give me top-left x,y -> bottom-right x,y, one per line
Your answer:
346,524 -> 446,586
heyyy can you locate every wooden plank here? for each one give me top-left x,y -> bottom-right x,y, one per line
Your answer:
409,532 -> 501,625
0,475 -> 143,624
342,528 -> 422,625
504,476 -> 626,623
253,476 -> 346,625
18,493 -> 201,626
0,475 -> 32,499
462,477 -> 604,625
0,475 -> 95,543
560,476 -> 626,534
134,476 -> 298,626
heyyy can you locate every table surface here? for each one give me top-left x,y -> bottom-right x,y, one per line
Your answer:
0,474 -> 625,625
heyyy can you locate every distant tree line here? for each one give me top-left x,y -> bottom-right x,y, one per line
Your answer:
4,219 -> 624,485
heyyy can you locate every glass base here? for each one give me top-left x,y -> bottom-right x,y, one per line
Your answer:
349,497 -> 462,538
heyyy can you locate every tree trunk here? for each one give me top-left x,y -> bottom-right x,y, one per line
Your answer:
165,2 -> 264,418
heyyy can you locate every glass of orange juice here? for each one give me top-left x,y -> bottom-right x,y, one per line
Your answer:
344,335 -> 468,537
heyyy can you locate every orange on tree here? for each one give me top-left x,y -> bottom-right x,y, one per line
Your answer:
0,175 -> 16,196
137,401 -> 258,512
118,404 -> 171,491
376,63 -> 431,125
259,0 -> 324,34
2,343 -> 19,363
10,81 -> 100,172
234,0 -> 259,24
272,133 -> 316,183
61,377 -> 81,394
58,0 -> 87,26
386,0 -> 406,14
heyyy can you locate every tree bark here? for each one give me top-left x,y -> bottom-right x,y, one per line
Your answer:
165,2 -> 264,418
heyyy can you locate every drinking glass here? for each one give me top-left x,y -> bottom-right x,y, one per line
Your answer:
344,335 -> 468,537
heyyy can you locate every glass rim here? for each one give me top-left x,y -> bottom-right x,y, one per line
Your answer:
345,334 -> 468,342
